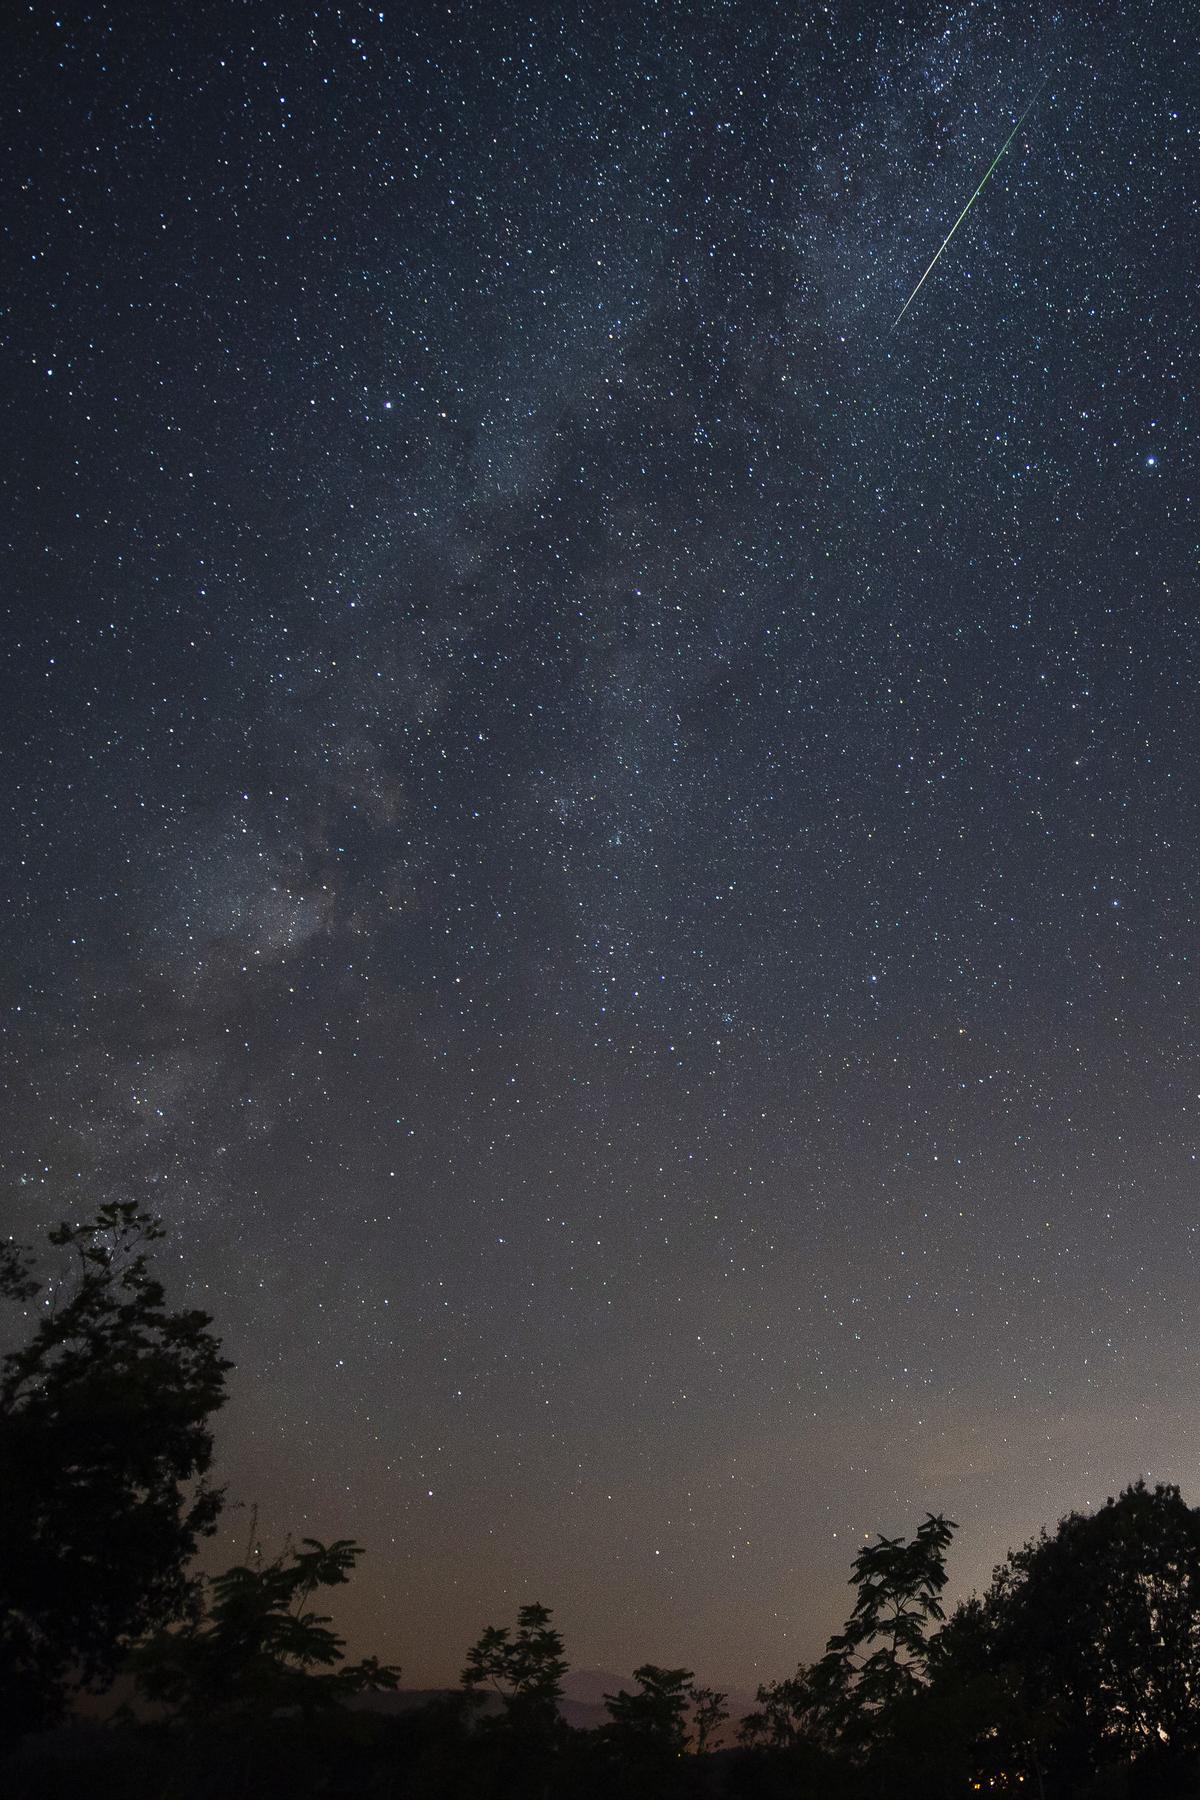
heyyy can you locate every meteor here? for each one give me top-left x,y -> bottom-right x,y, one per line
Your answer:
891,76 -> 1048,332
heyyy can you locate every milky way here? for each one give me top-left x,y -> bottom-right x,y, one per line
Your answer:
2,0 -> 1196,1689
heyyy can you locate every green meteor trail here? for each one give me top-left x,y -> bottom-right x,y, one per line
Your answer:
891,76 -> 1048,331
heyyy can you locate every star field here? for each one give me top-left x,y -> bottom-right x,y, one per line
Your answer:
1,0 -> 1197,1689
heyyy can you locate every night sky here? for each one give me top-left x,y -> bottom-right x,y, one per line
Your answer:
2,0 -> 1196,1694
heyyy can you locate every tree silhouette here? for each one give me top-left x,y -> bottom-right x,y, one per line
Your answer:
0,1203 -> 230,1742
604,1663 -> 694,1751
738,1663 -> 846,1753
131,1535 -> 398,1721
738,1512 -> 957,1780
818,1511 -> 957,1733
458,1603 -> 571,1800
952,1480 -> 1200,1788
688,1682 -> 729,1753
461,1600 -> 569,1728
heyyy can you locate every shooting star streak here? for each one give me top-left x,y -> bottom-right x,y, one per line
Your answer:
891,76 -> 1048,331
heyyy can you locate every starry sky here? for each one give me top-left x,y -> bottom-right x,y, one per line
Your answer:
2,0 -> 1196,1693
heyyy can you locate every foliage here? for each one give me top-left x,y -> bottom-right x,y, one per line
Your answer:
461,1600 -> 568,1727
820,1511 -> 957,1716
689,1682 -> 729,1753
604,1662 -> 695,1751
131,1535 -> 398,1720
954,1480 -> 1200,1788
739,1511 -> 957,1776
738,1660 -> 848,1753
0,1203 -> 230,1742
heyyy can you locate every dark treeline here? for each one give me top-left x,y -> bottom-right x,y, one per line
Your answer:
4,1210 -> 1200,1798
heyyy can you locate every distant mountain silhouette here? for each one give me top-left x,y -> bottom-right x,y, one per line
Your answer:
353,1668 -> 755,1746
559,1668 -> 631,1706
350,1682 -> 610,1732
